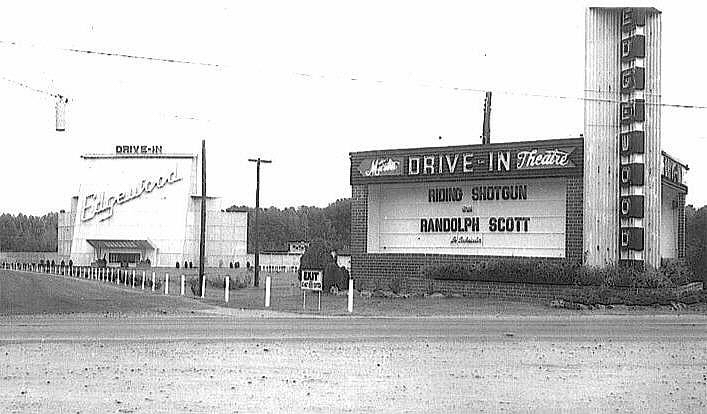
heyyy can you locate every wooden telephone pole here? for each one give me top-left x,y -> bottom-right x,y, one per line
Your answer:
248,157 -> 272,287
198,140 -> 206,296
481,91 -> 492,145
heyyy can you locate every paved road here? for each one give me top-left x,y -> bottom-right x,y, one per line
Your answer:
1,313 -> 706,343
1,313 -> 705,413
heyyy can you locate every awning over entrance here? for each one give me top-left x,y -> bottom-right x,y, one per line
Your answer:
86,239 -> 155,250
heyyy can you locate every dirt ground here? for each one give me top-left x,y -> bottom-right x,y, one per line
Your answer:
1,270 -> 706,412
1,335 -> 705,413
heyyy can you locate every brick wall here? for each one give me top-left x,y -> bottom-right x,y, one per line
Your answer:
350,177 -> 585,298
565,176 -> 583,261
677,192 -> 686,258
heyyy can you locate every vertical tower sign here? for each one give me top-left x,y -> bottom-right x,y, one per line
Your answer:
619,8 -> 647,262
584,7 -> 661,268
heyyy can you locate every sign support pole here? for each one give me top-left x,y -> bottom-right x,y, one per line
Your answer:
198,139 -> 207,297
265,275 -> 271,307
248,157 -> 272,287
348,278 -> 354,313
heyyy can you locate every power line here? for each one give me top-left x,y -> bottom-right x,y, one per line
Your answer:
0,74 -> 65,100
62,46 -> 224,68
2,39 -> 707,110
0,39 -> 223,68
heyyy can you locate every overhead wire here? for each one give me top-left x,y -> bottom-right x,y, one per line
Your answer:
1,38 -> 707,110
0,74 -> 66,101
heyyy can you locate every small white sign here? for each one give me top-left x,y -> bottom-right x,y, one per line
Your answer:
300,270 -> 322,291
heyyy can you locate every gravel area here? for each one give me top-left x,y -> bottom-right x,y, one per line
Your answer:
1,337 -> 705,413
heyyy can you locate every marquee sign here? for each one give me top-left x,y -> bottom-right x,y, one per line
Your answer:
81,166 -> 182,222
354,142 -> 580,184
367,178 -> 566,258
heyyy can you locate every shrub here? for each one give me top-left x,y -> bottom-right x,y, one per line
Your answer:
423,259 -> 697,288
389,277 -> 402,294
659,259 -> 694,286
299,238 -> 334,271
187,274 -> 250,291
422,259 -> 580,285
559,286 -> 707,306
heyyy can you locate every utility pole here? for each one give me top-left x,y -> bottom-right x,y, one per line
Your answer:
248,157 -> 272,287
198,140 -> 206,296
481,91 -> 492,145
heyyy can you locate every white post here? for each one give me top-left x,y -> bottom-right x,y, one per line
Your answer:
265,275 -> 271,308
318,291 -> 321,311
142,271 -> 145,290
132,270 -> 135,288
180,275 -> 185,296
303,290 -> 306,309
165,273 -> 169,295
348,278 -> 354,313
201,276 -> 206,299
225,277 -> 230,303
151,272 -> 156,292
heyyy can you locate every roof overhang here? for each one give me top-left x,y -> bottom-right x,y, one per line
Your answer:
86,239 -> 155,250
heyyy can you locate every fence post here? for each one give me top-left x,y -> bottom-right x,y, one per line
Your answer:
180,275 -> 185,296
132,270 -> 135,288
348,278 -> 354,313
225,276 -> 230,303
201,276 -> 206,299
165,273 -> 169,295
142,271 -> 145,290
152,272 -> 156,292
265,275 -> 271,308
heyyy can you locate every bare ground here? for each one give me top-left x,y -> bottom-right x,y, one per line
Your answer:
1,269 -> 705,413
1,335 -> 705,413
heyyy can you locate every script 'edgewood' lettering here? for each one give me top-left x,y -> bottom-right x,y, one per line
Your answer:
81,166 -> 181,222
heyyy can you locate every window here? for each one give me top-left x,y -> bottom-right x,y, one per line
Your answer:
108,253 -> 140,264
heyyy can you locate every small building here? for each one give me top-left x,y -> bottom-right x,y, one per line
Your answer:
58,146 -> 248,268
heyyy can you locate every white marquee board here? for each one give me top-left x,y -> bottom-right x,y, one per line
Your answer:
367,177 -> 566,257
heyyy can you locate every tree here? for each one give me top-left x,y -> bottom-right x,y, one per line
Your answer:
0,212 -> 58,252
226,199 -> 351,253
685,204 -> 707,283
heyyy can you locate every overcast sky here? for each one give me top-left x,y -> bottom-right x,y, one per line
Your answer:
1,0 -> 705,216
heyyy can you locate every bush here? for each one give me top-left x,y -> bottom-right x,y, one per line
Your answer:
187,274 -> 250,292
659,259 -> 694,286
389,277 -> 402,294
423,259 -> 698,289
560,286 -> 707,306
299,238 -> 334,271
422,259 -> 580,285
